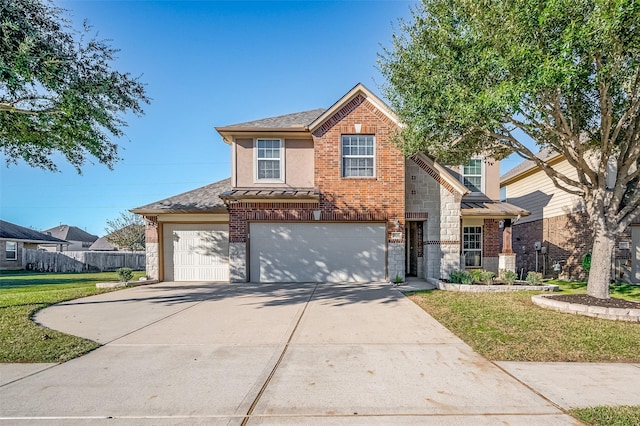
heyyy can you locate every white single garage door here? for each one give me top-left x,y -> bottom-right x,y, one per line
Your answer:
250,223 -> 386,283
163,223 -> 229,281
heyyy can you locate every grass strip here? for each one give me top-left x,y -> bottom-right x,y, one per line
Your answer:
570,405 -> 640,426
407,289 -> 640,362
1,271 -> 144,363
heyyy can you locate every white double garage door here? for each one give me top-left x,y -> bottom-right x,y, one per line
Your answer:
163,222 -> 386,283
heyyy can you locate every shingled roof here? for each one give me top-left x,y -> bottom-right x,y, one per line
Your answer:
500,147 -> 560,184
131,178 -> 231,214
0,220 -> 68,244
216,109 -> 326,131
42,225 -> 98,243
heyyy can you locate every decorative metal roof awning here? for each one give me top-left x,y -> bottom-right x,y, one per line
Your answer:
220,188 -> 320,203
461,197 -> 530,219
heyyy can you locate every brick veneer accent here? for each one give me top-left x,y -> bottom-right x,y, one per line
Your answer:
509,211 -> 633,279
228,202 -> 320,242
312,95 -> 404,241
483,219 -> 500,258
144,216 -> 158,244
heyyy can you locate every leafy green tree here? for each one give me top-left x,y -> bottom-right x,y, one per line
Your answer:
0,0 -> 149,172
105,211 -> 145,251
380,0 -> 640,299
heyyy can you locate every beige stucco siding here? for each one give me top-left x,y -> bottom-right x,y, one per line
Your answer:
234,138 -> 314,188
503,158 -> 583,224
448,158 -> 500,200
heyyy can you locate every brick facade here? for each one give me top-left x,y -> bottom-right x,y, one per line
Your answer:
509,212 -> 634,281
311,94 -> 405,243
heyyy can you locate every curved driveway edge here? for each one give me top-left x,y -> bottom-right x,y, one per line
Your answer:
2,281 -> 577,424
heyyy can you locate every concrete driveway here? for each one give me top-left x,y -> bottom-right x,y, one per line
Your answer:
0,282 -> 577,424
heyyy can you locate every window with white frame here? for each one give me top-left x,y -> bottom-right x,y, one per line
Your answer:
256,139 -> 283,181
5,241 -> 17,261
462,158 -> 483,192
462,226 -> 482,267
342,135 -> 375,177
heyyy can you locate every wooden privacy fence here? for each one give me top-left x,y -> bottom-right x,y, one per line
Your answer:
23,249 -> 145,273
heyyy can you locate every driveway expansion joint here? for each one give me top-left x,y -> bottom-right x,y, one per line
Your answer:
241,283 -> 319,425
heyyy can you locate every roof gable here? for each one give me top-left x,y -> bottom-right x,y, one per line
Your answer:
42,225 -> 98,243
308,83 -> 400,133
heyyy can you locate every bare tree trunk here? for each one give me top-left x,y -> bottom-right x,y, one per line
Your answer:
586,227 -> 615,299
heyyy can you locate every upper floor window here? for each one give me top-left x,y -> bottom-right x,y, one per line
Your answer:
462,158 -> 483,193
499,186 -> 507,202
342,135 -> 375,177
5,241 -> 17,260
256,139 -> 283,181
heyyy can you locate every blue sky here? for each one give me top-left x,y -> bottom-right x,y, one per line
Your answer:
1,0 -> 524,237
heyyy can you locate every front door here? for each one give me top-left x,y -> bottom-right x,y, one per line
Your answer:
406,221 -> 423,277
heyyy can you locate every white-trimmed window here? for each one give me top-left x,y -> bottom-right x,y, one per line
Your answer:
5,241 -> 17,261
463,226 -> 482,267
462,158 -> 483,193
255,139 -> 283,181
342,135 -> 375,177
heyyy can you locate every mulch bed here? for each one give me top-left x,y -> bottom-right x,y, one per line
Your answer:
547,294 -> 640,310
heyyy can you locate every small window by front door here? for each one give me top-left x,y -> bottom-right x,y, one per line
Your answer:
5,241 -> 17,261
463,226 -> 482,267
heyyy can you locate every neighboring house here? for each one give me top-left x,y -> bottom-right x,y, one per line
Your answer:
40,225 -> 98,251
0,220 -> 67,270
90,225 -> 145,251
133,83 -> 529,283
500,150 -> 639,283
89,237 -> 118,251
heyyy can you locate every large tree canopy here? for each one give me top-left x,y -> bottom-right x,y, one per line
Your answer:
0,0 -> 149,172
380,0 -> 640,298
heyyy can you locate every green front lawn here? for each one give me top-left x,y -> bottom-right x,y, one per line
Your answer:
547,280 -> 640,301
408,281 -> 640,425
0,270 -> 144,363
407,281 -> 640,363
570,406 -> 640,426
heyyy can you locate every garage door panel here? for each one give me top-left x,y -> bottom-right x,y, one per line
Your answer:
250,223 -> 385,283
163,224 -> 229,282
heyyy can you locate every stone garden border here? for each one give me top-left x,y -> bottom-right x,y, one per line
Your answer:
96,279 -> 159,289
532,294 -> 640,322
437,281 -> 559,293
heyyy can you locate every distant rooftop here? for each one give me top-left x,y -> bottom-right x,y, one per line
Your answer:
0,220 -> 67,244
42,225 -> 98,243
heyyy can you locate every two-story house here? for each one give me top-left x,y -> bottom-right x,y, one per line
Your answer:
501,150 -> 640,283
133,84 -> 528,284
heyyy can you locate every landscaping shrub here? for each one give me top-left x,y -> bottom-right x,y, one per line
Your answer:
500,269 -> 518,285
469,269 -> 484,283
117,268 -> 133,282
526,271 -> 543,285
449,270 -> 472,284
479,270 -> 495,285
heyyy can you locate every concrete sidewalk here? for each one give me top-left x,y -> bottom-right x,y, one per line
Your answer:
1,281 -> 634,424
